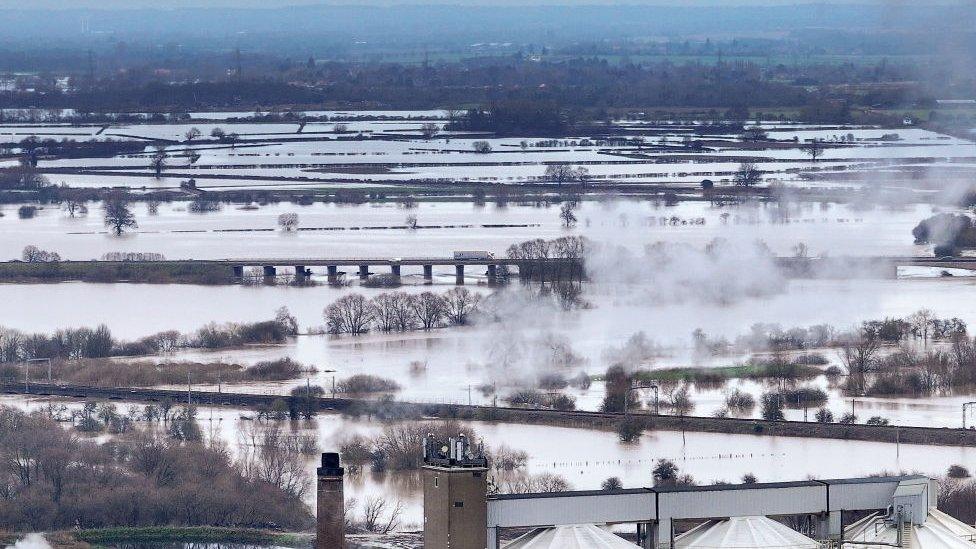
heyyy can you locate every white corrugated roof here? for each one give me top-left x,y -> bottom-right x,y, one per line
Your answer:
676,516 -> 821,549
845,509 -> 976,549
503,524 -> 637,549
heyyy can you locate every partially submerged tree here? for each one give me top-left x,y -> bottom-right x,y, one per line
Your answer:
472,140 -> 492,154
103,194 -> 137,236
278,212 -> 300,231
559,202 -> 578,227
150,145 -> 167,178
732,162 -> 762,186
420,122 -> 440,140
804,139 -> 824,161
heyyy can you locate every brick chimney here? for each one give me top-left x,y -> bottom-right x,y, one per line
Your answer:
316,452 -> 345,549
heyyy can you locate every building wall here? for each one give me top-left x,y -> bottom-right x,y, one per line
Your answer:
488,491 -> 656,528
424,465 -> 488,549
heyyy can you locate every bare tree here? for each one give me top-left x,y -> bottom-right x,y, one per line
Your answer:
411,292 -> 447,330
22,245 -> 60,262
104,194 -> 137,236
210,127 -> 226,141
278,212 -> 299,231
359,497 -> 404,534
371,293 -> 401,332
732,162 -> 762,186
324,294 -> 375,334
63,199 -> 88,217
184,127 -> 201,142
907,309 -> 934,341
389,292 -> 417,331
545,164 -> 576,185
184,147 -> 201,165
150,145 -> 167,178
443,287 -> 481,325
804,139 -> 824,161
420,122 -> 440,140
472,140 -> 492,154
238,425 -> 310,499
405,214 -> 418,230
559,202 -> 578,227
839,331 -> 881,394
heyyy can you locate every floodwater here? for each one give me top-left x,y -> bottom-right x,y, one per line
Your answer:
0,199 -> 939,260
4,117 -> 974,189
4,394 -> 973,528
0,195 -> 973,428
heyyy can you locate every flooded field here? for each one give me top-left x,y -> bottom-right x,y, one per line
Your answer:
3,109 -> 976,537
5,274 -> 976,427
3,114 -> 974,191
4,394 -> 972,528
0,199 -> 942,260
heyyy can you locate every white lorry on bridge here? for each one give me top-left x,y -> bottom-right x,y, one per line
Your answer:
453,251 -> 495,260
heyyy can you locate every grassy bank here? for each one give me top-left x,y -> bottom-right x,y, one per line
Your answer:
73,526 -> 313,548
0,261 -> 232,284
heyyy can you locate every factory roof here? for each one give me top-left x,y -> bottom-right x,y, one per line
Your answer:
844,509 -> 976,549
503,524 -> 637,549
675,516 -> 821,549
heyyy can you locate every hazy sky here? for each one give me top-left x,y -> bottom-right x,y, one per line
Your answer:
0,0 -> 954,8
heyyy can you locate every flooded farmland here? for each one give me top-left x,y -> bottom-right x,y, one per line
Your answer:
3,109 -> 976,540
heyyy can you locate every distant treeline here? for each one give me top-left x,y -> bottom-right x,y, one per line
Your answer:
0,308 -> 298,367
0,58 -> 914,126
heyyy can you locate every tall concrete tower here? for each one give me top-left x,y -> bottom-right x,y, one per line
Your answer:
316,452 -> 345,549
422,434 -> 489,549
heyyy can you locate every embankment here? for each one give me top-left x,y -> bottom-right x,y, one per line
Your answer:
3,381 -> 973,447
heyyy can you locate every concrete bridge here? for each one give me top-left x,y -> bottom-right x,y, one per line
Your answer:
1,255 -> 970,285
222,256 -> 581,284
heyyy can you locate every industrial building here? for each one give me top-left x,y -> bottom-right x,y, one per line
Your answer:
314,443 -> 976,549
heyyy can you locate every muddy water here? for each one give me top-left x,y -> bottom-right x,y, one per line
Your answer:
6,276 -> 976,426
0,199 -> 938,260
4,394 -> 973,528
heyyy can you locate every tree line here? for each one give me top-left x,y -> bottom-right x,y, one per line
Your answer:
323,288 -> 480,335
0,307 -> 299,368
0,405 -> 313,531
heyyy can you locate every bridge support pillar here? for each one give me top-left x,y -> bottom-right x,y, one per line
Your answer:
455,264 -> 465,285
263,265 -> 277,278
359,265 -> 370,280
487,264 -> 497,285
816,510 -> 843,540
423,264 -> 433,283
487,527 -> 499,549
638,522 -> 657,549
327,265 -> 339,285
233,265 -> 244,279
655,518 -> 673,549
391,264 -> 401,281
294,265 -> 308,281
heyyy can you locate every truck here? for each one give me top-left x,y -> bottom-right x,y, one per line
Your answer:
453,250 -> 494,260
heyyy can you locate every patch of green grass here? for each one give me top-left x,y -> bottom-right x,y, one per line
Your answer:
73,527 -> 313,548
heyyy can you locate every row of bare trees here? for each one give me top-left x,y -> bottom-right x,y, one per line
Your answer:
0,405 -> 313,531
506,236 -> 586,260
323,288 -> 481,335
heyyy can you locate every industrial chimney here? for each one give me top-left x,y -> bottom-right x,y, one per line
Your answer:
316,452 -> 345,549
422,434 -> 489,549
